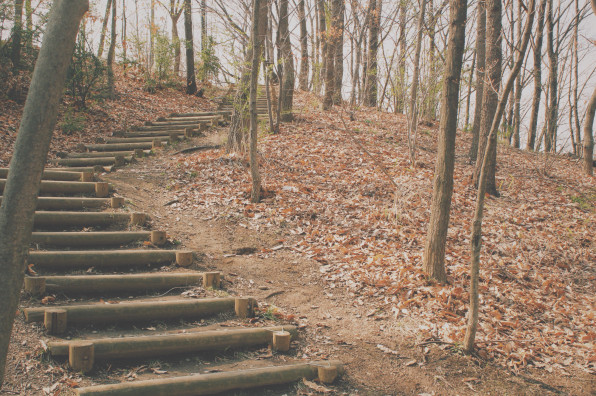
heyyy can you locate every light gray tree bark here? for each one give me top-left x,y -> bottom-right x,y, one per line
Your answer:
0,0 -> 89,384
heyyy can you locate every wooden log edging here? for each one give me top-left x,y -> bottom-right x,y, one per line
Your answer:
106,136 -> 173,144
45,166 -> 106,173
30,230 -> 153,247
0,180 -> 112,196
24,271 -> 217,295
85,142 -> 154,151
33,211 -> 147,228
0,168 -> 92,181
1,197 -> 112,211
75,361 -> 343,396
48,326 -> 297,360
51,156 -> 129,167
27,249 -> 192,269
67,150 -> 149,159
24,297 -> 241,324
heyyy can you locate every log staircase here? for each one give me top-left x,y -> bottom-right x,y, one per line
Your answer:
3,108 -> 342,395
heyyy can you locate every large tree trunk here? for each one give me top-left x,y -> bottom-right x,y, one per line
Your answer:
97,0 -> 112,58
11,0 -> 24,69
322,0 -> 341,110
279,0 -> 295,121
473,0 -> 501,196
106,0 -> 117,98
527,0 -> 546,151
406,0 -> 427,165
464,0 -> 535,353
333,0 -> 345,105
0,0 -> 88,384
298,0 -> 309,91
250,0 -> 264,203
545,0 -> 558,153
468,0 -> 486,162
184,0 -> 197,94
422,0 -> 468,284
363,0 -> 381,107
316,0 -> 327,96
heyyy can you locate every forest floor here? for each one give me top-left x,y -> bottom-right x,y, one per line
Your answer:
1,75 -> 595,395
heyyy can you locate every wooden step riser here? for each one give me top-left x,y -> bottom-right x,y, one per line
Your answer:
24,271 -> 220,295
67,150 -> 150,158
132,124 -> 211,132
30,231 -> 155,247
85,143 -> 153,151
33,212 -> 147,228
49,326 -> 297,360
24,298 -> 240,325
27,250 -> 190,269
0,169 -> 91,181
0,181 -> 112,196
169,111 -> 231,117
75,361 -> 343,396
52,157 -> 130,167
19,197 -> 113,211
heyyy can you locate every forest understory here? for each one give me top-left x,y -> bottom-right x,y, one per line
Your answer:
1,74 -> 594,394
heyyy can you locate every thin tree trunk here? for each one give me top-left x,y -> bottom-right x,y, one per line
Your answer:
363,0 -> 381,107
323,0 -> 341,110
396,0 -> 407,113
171,0 -> 182,75
584,87 -> 596,175
317,0 -> 327,96
201,0 -> 207,52
512,0 -> 522,148
572,0 -> 582,156
464,50 -> 476,130
250,0 -> 264,203
298,0 -> 309,91
184,0 -> 197,94
473,0 -> 501,196
11,0 -> 24,69
545,0 -> 558,153
150,0 -> 155,72
469,0 -> 486,161
527,0 -> 546,151
98,0 -> 112,58
106,0 -> 117,98
122,0 -> 127,72
333,0 -> 345,104
0,0 -> 88,384
422,0 -> 468,284
279,0 -> 295,121
407,0 -> 428,165
464,0 -> 535,353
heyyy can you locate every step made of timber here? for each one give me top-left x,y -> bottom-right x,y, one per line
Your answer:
33,211 -> 147,228
0,180 -> 112,196
67,150 -> 149,158
169,111 -> 231,117
27,249 -> 191,269
49,326 -> 297,361
75,361 -> 343,396
30,230 -> 157,247
0,169 -> 92,181
85,142 -> 154,151
106,136 -> 175,144
24,271 -> 221,295
24,297 -> 242,324
52,156 -> 129,167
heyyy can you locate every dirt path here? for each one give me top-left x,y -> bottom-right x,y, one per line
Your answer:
102,126 -> 593,396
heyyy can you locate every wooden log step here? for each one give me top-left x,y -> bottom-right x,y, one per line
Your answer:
27,197 -> 113,210
27,249 -> 191,269
150,118 -> 219,126
132,123 -> 209,132
169,111 -> 231,117
123,129 -> 198,138
85,142 -> 154,151
105,136 -> 174,144
24,271 -> 221,295
0,180 -> 112,196
75,360 -> 343,396
51,156 -> 130,167
45,166 -> 106,173
24,297 -> 241,324
0,168 -> 93,181
30,230 -> 158,247
67,150 -> 150,158
33,211 -> 147,228
49,326 -> 297,362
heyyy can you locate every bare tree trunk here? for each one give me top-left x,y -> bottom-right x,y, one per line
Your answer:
201,0 -> 207,51
473,0 -> 501,196
572,0 -> 582,155
545,0 -> 558,153
317,0 -> 327,96
527,0 -> 546,151
396,0 -> 407,113
150,0 -> 155,72
106,0 -> 117,98
122,0 -> 127,73
584,88 -> 596,175
250,0 -> 264,203
512,0 -> 522,148
0,0 -> 88,384
184,0 -> 197,94
407,0 -> 428,165
333,0 -> 345,104
98,0 -> 113,58
11,0 -> 24,69
298,0 -> 309,91
279,0 -> 295,121
464,0 -> 535,353
468,0 -> 486,161
363,0 -> 381,107
170,0 -> 183,75
422,0 -> 468,284
323,0 -> 341,110
464,50 -> 476,129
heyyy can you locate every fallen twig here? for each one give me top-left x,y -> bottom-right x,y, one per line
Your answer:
265,290 -> 285,299
174,144 -> 222,155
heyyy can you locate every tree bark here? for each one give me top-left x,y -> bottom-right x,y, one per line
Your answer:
464,0 -> 535,353
422,0 -> 468,284
279,0 -> 295,121
106,0 -> 117,98
0,0 -> 88,384
512,0 -> 523,149
250,0 -> 265,202
298,0 -> 309,91
322,0 -> 341,110
584,87 -> 596,176
363,0 -> 381,107
527,0 -> 546,151
407,0 -> 428,165
464,50 -> 476,129
572,0 -> 581,155
545,0 -> 558,153
468,0 -> 486,162
170,0 -> 183,75
184,0 -> 197,94
11,0 -> 24,69
97,0 -> 112,58
333,0 -> 345,104
396,1 -> 407,113
316,0 -> 327,96
473,0 -> 501,196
